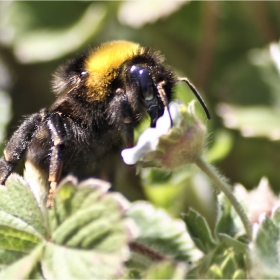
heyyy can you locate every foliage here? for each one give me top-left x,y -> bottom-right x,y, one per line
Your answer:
0,175 -> 135,279
0,174 -> 278,279
0,1 -> 280,278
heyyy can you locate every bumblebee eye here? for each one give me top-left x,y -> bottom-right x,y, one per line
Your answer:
80,71 -> 88,78
130,66 -> 154,101
138,69 -> 154,101
130,66 -> 164,127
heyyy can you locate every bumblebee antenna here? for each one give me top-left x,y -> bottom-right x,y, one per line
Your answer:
177,77 -> 211,120
157,81 -> 173,126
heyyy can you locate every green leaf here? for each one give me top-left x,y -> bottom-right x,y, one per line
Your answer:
207,264 -> 223,279
0,91 -> 11,147
217,104 -> 280,141
249,215 -> 280,278
69,178 -> 111,213
187,245 -> 221,279
0,174 -> 46,267
13,3 -> 107,63
0,251 -> 25,269
127,201 -> 198,268
124,269 -> 142,280
218,234 -> 247,253
207,129 -> 233,162
47,177 -> 77,232
42,242 -> 129,279
144,260 -> 188,279
216,193 -> 243,238
0,243 -> 43,279
0,223 -> 40,253
187,239 -> 247,279
44,176 -> 135,279
0,174 -> 47,238
0,175 -> 135,278
182,208 -> 217,253
272,206 -> 280,228
232,269 -> 246,279
48,177 -> 111,233
220,251 -> 239,279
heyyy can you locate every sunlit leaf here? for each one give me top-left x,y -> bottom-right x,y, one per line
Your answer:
144,260 -> 188,279
207,129 -> 233,162
0,174 -> 47,238
0,90 -> 11,146
0,174 -> 46,268
44,176 -> 135,279
272,206 -> 280,227
218,234 -> 247,253
216,193 -> 244,238
126,201 -> 199,272
13,3 -> 106,63
217,103 -> 280,140
0,244 -> 43,279
118,1 -> 188,28
182,208 -> 217,254
250,215 -> 280,278
42,242 -> 129,280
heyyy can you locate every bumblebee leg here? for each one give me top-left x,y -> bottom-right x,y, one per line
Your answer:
108,89 -> 134,147
121,95 -> 134,148
0,158 -> 13,184
0,112 -> 43,185
46,114 -> 65,207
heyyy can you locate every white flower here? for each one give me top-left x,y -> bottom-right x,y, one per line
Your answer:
121,101 -> 180,165
121,101 -> 207,170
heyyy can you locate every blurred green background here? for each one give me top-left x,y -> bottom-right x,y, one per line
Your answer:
0,1 -> 279,227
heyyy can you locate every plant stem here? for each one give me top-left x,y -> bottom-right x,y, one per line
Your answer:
129,242 -> 166,261
195,157 -> 252,240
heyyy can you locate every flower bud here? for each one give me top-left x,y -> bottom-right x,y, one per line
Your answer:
121,101 -> 207,170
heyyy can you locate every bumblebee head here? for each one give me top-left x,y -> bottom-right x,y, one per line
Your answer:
52,40 -> 210,131
113,43 -> 176,127
124,64 -> 170,127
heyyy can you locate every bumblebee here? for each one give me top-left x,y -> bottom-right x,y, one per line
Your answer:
0,40 -> 210,207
